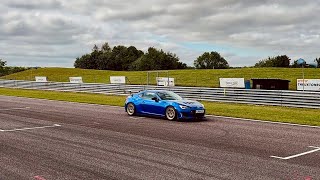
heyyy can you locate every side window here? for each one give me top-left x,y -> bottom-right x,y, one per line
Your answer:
156,92 -> 166,100
141,92 -> 156,100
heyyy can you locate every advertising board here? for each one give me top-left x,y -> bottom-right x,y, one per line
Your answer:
110,76 -> 126,84
297,79 -> 320,91
69,77 -> 83,83
156,77 -> 175,86
219,78 -> 245,88
35,76 -> 47,82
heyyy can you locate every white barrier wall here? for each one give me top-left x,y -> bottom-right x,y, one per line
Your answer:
156,77 -> 175,86
69,77 -> 83,83
219,78 -> 245,88
35,76 -> 47,82
1,79 -> 320,109
297,79 -> 320,91
110,76 -> 126,84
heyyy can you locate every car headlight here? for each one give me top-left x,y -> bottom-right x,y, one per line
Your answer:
179,105 -> 189,109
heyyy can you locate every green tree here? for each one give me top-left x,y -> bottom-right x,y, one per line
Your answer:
128,47 -> 159,70
255,55 -> 290,67
89,49 -> 102,69
314,57 -> 320,68
97,43 -> 112,70
96,53 -> 111,70
101,42 -> 111,53
0,59 -> 7,76
74,44 -> 101,69
74,43 -> 185,71
194,51 -> 229,69
74,45 -> 103,69
74,54 -> 92,69
108,46 -> 129,71
0,59 -> 6,69
132,47 -> 186,71
92,44 -> 99,52
291,59 -> 300,68
0,59 -> 28,76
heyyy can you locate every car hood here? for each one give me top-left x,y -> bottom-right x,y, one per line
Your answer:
170,100 -> 204,108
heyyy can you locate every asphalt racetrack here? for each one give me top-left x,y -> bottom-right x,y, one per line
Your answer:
0,95 -> 319,180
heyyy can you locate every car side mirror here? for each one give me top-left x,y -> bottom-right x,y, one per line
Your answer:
152,97 -> 159,102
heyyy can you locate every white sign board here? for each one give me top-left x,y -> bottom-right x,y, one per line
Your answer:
219,78 -> 245,88
297,79 -> 320,91
156,77 -> 175,87
35,76 -> 47,82
110,76 -> 126,84
69,77 -> 83,83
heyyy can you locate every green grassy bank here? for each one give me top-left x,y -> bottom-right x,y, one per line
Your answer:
2,67 -> 320,90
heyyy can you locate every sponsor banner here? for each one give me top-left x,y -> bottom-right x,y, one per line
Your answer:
297,79 -> 320,91
35,76 -> 47,82
219,78 -> 245,88
156,77 -> 175,86
69,77 -> 83,83
110,76 -> 126,84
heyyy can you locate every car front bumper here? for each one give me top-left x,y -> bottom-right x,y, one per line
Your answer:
177,109 -> 206,119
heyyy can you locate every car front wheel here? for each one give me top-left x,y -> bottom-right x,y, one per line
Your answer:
126,103 -> 136,116
165,106 -> 176,121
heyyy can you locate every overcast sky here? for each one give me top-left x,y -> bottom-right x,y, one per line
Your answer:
1,0 -> 319,67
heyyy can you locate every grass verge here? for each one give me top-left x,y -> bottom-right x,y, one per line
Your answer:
1,87 -> 319,126
3,67 -> 320,90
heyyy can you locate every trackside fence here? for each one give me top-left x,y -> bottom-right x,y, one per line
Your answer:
0,79 -> 319,109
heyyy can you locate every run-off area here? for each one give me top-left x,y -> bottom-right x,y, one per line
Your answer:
0,107 -> 61,132
0,96 -> 319,180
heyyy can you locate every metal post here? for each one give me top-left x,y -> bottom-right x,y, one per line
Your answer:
147,72 -> 149,86
195,76 -> 197,87
157,72 -> 159,87
302,64 -> 305,91
30,68 -> 33,81
167,71 -> 169,88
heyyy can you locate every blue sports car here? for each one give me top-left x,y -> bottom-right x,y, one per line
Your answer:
125,90 -> 205,120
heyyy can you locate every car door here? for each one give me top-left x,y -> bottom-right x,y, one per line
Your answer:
141,92 -> 163,115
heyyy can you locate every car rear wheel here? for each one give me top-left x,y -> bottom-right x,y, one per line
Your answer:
165,106 -> 176,121
126,103 -> 135,116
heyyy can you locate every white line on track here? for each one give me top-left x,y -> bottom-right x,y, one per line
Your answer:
0,107 -> 30,111
0,95 -> 121,109
206,115 -> 320,129
129,117 -> 146,120
271,146 -> 320,160
0,124 -> 61,132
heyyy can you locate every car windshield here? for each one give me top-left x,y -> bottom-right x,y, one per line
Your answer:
156,91 -> 183,100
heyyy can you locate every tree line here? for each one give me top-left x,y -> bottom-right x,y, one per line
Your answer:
0,59 -> 29,77
254,55 -> 320,68
74,43 -> 188,71
75,42 -> 320,70
74,42 -> 230,70
2,43 -> 320,76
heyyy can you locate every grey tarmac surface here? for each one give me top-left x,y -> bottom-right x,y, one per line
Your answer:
0,95 -> 319,180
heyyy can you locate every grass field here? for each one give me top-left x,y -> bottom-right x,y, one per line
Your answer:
1,87 -> 319,126
2,67 -> 320,90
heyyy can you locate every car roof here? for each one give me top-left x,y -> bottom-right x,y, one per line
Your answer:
140,90 -> 169,93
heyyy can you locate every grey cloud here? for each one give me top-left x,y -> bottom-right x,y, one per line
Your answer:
95,6 -> 167,21
0,11 -> 88,45
4,0 -> 62,10
1,0 -> 320,67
